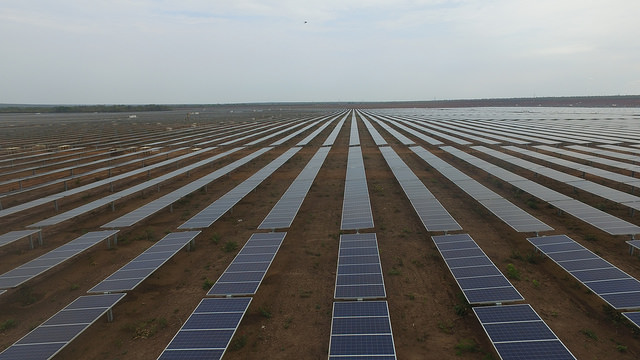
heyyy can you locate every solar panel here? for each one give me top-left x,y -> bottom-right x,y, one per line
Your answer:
357,112 -> 388,146
158,297 -> 251,360
101,147 -> 270,229
88,231 -> 200,293
335,233 -> 386,299
473,304 -> 576,360
0,293 -> 126,360
411,146 -> 552,233
349,111 -> 360,146
0,230 -> 118,289
259,147 -> 330,229
627,240 -> 640,255
271,118 -> 324,146
0,229 -> 41,249
323,113 -> 348,146
0,147 -> 214,220
388,116 -> 472,145
329,301 -> 397,359
364,114 -> 416,146
179,147 -> 300,229
529,235 -> 640,309
432,234 -> 524,304
622,312 -> 640,329
379,146 -> 461,232
297,114 -> 339,146
207,232 -> 286,296
340,146 -> 374,231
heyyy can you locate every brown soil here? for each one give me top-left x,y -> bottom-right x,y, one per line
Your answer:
0,108 -> 639,360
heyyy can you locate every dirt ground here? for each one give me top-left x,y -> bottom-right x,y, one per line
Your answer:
1,108 -> 639,360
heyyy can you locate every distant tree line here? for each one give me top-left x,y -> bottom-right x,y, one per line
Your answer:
0,104 -> 172,113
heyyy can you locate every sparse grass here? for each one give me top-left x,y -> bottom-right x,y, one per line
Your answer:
223,240 -> 238,252
505,263 -> 520,280
617,344 -> 627,352
70,283 -> 80,290
584,234 -> 598,242
202,278 -> 214,290
455,338 -> 479,355
229,334 -> 247,351
532,279 -> 540,288
210,233 -> 221,244
454,292 -> 470,317
299,289 -> 312,298
259,306 -> 272,319
283,317 -> 293,329
0,319 -> 16,331
438,321 -> 454,334
405,293 -> 415,300
388,268 -> 401,276
580,328 -> 598,340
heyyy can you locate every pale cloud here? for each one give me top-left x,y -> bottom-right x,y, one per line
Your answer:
0,0 -> 639,103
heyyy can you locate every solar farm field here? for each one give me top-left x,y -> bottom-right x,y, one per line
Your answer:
1,105 -> 640,359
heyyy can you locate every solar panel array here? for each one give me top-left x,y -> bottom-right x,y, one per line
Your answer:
322,113 -> 347,147
0,229 -> 41,249
207,232 -> 286,296
443,146 -> 640,236
410,146 -> 552,233
365,114 -> 416,146
29,147 -> 237,228
0,293 -> 126,360
179,147 -> 300,229
335,233 -> 386,299
102,147 -> 271,229
340,146 -> 375,230
528,235 -> 640,310
158,297 -> 252,360
379,146 -> 461,232
297,115 -> 339,146
477,146 -> 640,212
88,231 -> 200,293
349,111 -> 360,146
0,230 -> 118,289
432,234 -> 524,304
473,304 -> 576,360
357,112 -> 388,146
328,301 -> 397,359
0,146 -> 217,219
622,312 -> 640,330
258,147 -> 330,229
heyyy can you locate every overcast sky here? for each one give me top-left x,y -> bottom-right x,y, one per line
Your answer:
2,1 -> 639,104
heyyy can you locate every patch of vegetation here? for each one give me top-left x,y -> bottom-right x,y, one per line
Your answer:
584,234 -> 598,242
505,263 -> 520,280
210,233 -> 221,244
438,320 -> 454,334
0,319 -> 16,331
70,283 -> 80,291
299,289 -> 312,298
532,279 -> 540,288
259,306 -> 272,319
17,286 -> 38,306
202,278 -> 214,290
229,334 -> 248,351
455,338 -> 479,355
405,293 -> 416,300
283,317 -> 293,329
616,344 -> 627,352
223,240 -> 238,252
388,268 -> 401,276
580,328 -> 598,340
454,292 -> 470,317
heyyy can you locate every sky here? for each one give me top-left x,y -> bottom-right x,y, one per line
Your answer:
1,0 -> 639,104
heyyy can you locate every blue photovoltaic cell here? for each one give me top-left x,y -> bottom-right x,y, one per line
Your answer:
474,304 -> 576,360
0,230 -> 118,289
158,297 -> 251,360
341,146 -> 375,230
0,293 -> 126,360
528,234 -> 640,309
89,231 -> 200,293
622,312 -> 640,329
258,147 -> 330,229
207,232 -> 285,296
379,146 -> 461,232
432,234 -> 523,304
335,233 -> 386,299
329,301 -> 396,359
